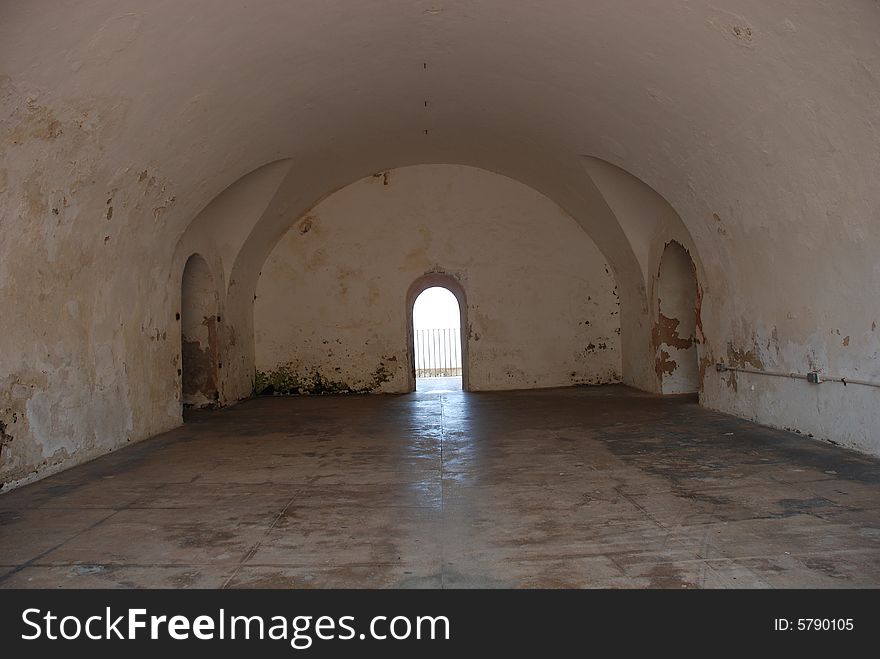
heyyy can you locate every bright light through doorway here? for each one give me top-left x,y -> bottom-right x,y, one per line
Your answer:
412,287 -> 462,392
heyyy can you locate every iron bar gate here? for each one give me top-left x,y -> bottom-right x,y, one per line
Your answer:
414,328 -> 462,378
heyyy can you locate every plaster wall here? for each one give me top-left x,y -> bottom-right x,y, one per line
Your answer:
254,165 -> 621,393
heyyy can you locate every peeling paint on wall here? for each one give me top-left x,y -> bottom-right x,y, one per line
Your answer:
653,313 -> 694,350
654,242 -> 700,394
0,72 -> 183,490
726,342 -> 764,370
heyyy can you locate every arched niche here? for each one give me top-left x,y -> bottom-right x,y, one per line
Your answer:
654,241 -> 699,394
181,254 -> 221,409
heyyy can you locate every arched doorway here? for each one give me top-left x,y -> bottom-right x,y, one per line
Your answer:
655,241 -> 699,394
406,275 -> 469,392
180,254 -> 220,409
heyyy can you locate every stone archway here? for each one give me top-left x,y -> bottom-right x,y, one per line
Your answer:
406,273 -> 470,393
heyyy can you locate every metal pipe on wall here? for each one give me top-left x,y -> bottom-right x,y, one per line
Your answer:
716,364 -> 880,389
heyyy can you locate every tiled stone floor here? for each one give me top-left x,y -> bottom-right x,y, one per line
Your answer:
1,385 -> 879,588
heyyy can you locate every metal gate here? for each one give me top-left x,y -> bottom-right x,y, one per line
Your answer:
414,328 -> 462,377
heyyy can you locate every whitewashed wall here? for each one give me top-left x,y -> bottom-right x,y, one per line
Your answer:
254,165 -> 621,393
